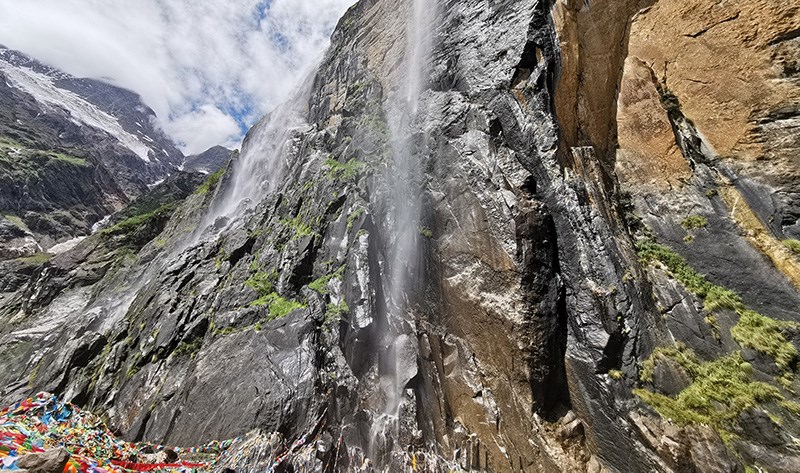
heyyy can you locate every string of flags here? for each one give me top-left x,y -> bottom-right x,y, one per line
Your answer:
0,392 -> 468,472
0,393 -> 228,473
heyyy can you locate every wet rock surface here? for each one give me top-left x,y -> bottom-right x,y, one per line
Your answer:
0,0 -> 799,472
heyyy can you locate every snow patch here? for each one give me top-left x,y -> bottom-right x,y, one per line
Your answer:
0,62 -> 153,162
91,215 -> 112,233
48,236 -> 87,255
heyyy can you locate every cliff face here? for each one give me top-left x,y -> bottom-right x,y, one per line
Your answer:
1,0 -> 800,472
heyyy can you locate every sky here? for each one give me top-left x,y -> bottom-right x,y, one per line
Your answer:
0,0 -> 356,155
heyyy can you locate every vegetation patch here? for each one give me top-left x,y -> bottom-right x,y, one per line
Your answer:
635,349 -> 784,440
0,136 -> 89,168
3,213 -> 27,230
0,135 -> 23,150
101,204 -> 177,237
14,253 -> 51,265
245,269 -> 277,296
308,266 -> 346,295
46,151 -> 89,167
325,157 -> 364,181
681,215 -> 708,230
637,240 -> 798,370
326,301 -> 349,320
784,239 -> 800,255
732,310 -> 798,370
281,216 -> 316,239
195,168 -> 225,196
640,343 -> 702,383
347,208 -> 365,231
173,337 -> 204,359
252,292 -> 306,320
419,226 -> 434,239
608,369 -> 624,380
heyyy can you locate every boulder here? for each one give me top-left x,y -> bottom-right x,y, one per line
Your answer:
15,448 -> 70,473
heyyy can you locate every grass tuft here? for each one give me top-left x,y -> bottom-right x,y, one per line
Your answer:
195,168 -> 225,196
637,240 -> 798,370
635,350 -> 784,436
681,215 -> 708,230
784,239 -> 800,255
252,292 -> 306,320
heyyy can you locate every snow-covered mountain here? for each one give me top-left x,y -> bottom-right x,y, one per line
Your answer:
0,46 -> 187,251
0,46 -> 183,166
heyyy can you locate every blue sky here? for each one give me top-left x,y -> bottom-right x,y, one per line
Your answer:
0,0 -> 356,154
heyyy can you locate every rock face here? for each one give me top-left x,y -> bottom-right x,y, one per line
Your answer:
1,0 -> 799,472
0,47 -> 184,253
182,146 -> 233,175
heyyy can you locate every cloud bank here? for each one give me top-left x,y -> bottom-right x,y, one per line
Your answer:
0,0 -> 356,154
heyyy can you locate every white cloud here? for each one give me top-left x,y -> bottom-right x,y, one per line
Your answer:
0,0 -> 356,155
162,104 -> 242,155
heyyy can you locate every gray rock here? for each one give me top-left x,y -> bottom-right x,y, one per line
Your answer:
15,448 -> 70,473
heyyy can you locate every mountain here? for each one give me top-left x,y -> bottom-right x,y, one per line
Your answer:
0,46 -> 184,252
182,146 -> 234,174
1,0 -> 800,472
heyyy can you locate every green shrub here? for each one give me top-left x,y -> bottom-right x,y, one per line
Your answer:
637,240 -> 798,370
419,227 -> 433,238
325,157 -> 364,180
251,292 -> 306,320
635,349 -> 784,438
681,215 -> 709,230
732,310 -> 798,370
783,239 -> 800,255
195,168 -> 225,195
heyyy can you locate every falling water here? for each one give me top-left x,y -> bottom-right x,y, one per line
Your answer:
80,70 -> 320,343
371,0 -> 438,460
199,72 -> 318,238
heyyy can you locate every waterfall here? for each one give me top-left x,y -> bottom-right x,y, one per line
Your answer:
198,71 -> 318,239
80,71 -> 319,344
371,0 -> 438,461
